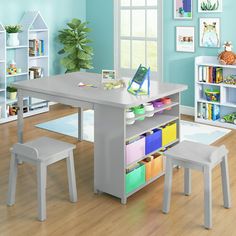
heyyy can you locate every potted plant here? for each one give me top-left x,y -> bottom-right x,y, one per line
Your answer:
5,25 -> 22,46
7,86 -> 17,100
58,18 -> 93,73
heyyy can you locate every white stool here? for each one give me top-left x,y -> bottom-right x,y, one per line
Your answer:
162,140 -> 231,229
7,137 -> 78,221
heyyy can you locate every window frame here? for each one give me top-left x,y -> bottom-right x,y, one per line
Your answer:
114,0 -> 163,80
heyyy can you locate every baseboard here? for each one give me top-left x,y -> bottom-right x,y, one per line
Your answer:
180,105 -> 194,116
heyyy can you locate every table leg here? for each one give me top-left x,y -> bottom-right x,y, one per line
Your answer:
17,90 -> 24,143
78,107 -> 83,141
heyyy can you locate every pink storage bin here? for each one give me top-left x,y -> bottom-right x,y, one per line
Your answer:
126,136 -> 145,165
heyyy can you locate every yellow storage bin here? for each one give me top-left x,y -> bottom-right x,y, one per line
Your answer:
161,122 -> 177,146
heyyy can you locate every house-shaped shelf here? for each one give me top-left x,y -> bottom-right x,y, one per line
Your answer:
21,11 -> 48,32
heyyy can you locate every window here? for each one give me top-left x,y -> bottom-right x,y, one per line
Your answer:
114,0 -> 163,79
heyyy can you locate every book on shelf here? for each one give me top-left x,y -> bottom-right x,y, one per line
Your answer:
198,102 -> 220,121
29,39 -> 45,56
29,66 -> 43,79
198,66 -> 223,84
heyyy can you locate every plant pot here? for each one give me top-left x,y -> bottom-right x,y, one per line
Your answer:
7,92 -> 17,100
7,33 -> 20,46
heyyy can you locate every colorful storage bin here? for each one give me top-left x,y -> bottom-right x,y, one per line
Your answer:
151,153 -> 163,178
126,136 -> 145,165
141,157 -> 152,181
161,122 -> 177,147
126,164 -> 146,194
145,129 -> 162,155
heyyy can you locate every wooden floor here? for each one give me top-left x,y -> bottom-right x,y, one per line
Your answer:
0,104 -> 236,236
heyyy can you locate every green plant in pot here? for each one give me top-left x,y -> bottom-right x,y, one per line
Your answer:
5,25 -> 22,47
58,18 -> 93,73
7,86 -> 17,100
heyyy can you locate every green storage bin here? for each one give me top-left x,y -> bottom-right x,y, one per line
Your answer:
126,164 -> 146,194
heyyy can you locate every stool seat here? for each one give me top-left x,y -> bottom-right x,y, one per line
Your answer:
7,136 -> 78,221
162,140 -> 231,229
165,140 -> 228,165
15,137 -> 76,161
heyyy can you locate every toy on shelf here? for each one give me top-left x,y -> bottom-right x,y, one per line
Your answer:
126,109 -> 135,125
221,112 -> 236,125
132,105 -> 145,121
7,60 -> 21,75
127,64 -> 150,96
143,103 -> 154,117
161,97 -> 172,110
204,88 -> 220,102
218,42 -> 236,65
224,75 -> 236,85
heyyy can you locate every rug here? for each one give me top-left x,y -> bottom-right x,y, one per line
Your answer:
36,111 -> 231,145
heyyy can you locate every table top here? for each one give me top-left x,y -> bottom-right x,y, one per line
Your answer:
13,72 -> 187,108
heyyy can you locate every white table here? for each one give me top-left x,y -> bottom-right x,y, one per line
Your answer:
14,71 -> 187,204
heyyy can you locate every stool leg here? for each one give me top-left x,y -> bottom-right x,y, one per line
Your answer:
66,151 -> 78,203
162,158 -> 173,214
221,155 -> 231,209
37,162 -> 47,221
184,168 -> 191,196
204,166 -> 212,229
7,154 -> 18,206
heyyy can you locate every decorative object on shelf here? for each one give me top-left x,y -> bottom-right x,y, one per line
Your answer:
126,109 -> 135,125
176,26 -> 195,53
205,88 -> 220,102
29,67 -> 43,79
221,113 -> 236,125
199,18 -> 220,48
198,0 -> 222,13
7,86 -> 17,100
161,97 -> 172,110
143,103 -> 155,117
127,64 -> 150,96
7,60 -> 17,75
218,42 -> 236,65
174,0 -> 192,20
58,18 -> 93,73
5,25 -> 22,46
224,75 -> 236,85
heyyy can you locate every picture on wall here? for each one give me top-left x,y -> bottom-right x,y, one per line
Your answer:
198,0 -> 222,13
199,18 -> 220,48
176,27 -> 195,52
174,0 -> 193,19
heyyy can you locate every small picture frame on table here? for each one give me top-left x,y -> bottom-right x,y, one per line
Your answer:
199,18 -> 220,48
102,70 -> 116,83
174,0 -> 193,20
198,0 -> 223,13
176,26 -> 195,53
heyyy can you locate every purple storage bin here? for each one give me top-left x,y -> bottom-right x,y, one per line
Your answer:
126,136 -> 145,165
145,129 -> 162,155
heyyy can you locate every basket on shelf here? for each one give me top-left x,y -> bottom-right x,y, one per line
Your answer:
204,89 -> 220,102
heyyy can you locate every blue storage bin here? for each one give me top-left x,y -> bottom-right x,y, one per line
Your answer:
145,129 -> 162,155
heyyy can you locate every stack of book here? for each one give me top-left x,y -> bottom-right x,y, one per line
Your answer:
29,67 -> 43,79
197,102 -> 220,121
198,66 -> 223,83
29,39 -> 45,56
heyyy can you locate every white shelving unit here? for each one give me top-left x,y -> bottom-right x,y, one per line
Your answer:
195,56 -> 236,129
0,11 -> 49,124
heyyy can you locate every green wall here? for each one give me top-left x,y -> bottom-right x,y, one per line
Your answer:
86,0 -> 236,107
0,0 -> 86,75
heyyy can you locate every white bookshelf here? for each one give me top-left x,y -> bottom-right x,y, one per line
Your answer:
195,56 -> 236,129
0,11 -> 49,123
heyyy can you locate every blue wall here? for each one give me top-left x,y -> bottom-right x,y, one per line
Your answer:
0,0 -> 86,75
86,0 -> 114,73
86,0 -> 236,107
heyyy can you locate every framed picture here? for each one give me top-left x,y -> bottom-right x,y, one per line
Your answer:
102,70 -> 116,83
199,18 -> 220,48
174,0 -> 193,20
176,27 -> 195,52
198,0 -> 222,13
